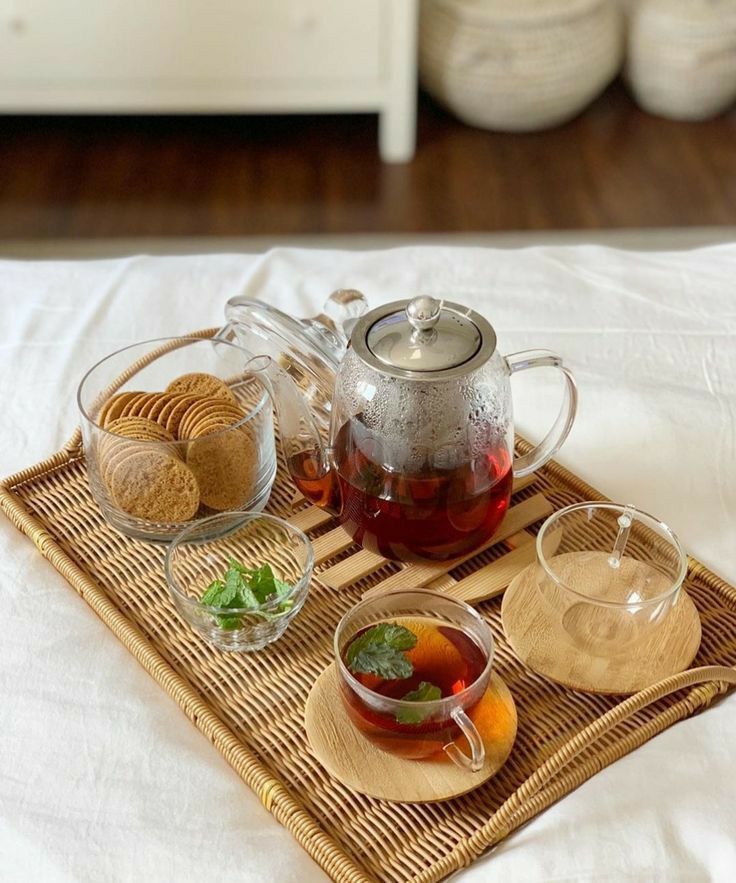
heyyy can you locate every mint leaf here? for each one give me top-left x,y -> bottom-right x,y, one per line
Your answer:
220,570 -> 241,605
366,623 -> 417,651
346,623 -> 417,679
401,681 -> 442,703
201,572 -> 245,629
201,579 -> 227,606
227,557 -> 249,574
217,613 -> 245,630
274,577 -> 292,598
235,583 -> 261,611
246,563 -> 278,603
200,558 -> 294,630
396,681 -> 442,725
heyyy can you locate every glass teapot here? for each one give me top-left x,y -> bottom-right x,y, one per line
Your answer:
221,292 -> 577,562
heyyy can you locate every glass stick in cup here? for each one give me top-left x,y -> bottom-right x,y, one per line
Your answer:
607,504 -> 636,570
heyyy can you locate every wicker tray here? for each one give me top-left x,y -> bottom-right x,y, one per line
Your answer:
3,348 -> 736,883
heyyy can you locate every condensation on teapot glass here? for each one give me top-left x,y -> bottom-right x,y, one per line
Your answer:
331,343 -> 513,477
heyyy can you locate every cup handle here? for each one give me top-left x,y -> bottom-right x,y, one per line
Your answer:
443,707 -> 485,772
505,349 -> 578,478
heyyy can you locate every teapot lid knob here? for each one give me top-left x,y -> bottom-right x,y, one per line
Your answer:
406,295 -> 441,332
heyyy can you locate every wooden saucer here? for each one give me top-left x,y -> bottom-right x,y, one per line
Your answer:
304,664 -> 517,803
501,560 -> 702,694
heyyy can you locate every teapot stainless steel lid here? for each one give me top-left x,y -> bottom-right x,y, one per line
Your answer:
352,295 -> 497,379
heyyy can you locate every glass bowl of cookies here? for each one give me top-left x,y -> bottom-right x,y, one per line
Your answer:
77,335 -> 277,542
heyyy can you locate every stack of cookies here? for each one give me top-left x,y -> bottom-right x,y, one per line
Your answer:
95,372 -> 257,523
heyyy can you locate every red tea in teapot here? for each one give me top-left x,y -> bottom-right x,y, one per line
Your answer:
289,418 -> 513,561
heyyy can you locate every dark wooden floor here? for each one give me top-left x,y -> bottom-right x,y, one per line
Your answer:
2,81 -> 736,239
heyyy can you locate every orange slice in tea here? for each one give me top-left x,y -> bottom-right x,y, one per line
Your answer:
393,617 -> 467,689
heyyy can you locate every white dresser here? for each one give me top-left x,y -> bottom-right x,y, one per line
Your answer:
0,0 -> 418,161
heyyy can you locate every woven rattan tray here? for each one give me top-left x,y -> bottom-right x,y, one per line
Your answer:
3,337 -> 736,882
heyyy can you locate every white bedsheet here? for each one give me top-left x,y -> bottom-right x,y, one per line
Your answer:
1,245 -> 734,883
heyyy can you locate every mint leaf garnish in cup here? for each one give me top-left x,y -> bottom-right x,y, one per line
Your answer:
345,622 -> 417,679
396,681 -> 442,725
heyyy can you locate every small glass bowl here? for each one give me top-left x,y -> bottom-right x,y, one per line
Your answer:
165,512 -> 313,652
77,336 -> 276,542
535,502 -> 687,656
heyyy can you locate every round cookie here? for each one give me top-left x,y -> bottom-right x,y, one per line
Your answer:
197,426 -> 232,440
135,393 -> 166,419
176,399 -> 219,441
199,402 -> 245,424
147,393 -> 177,422
165,372 -> 237,404
100,419 -> 178,478
178,400 -> 245,440
156,394 -> 189,427
101,440 -> 148,487
155,394 -> 193,434
186,426 -> 256,511
190,416 -> 243,437
110,450 -> 200,522
189,408 -> 245,438
119,392 -> 152,419
126,392 -> 161,418
103,419 -> 175,465
106,416 -> 175,441
97,392 -> 124,427
99,391 -> 143,428
161,394 -> 206,438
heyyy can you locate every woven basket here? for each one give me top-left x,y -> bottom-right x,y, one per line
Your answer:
419,0 -> 624,131
3,329 -> 736,883
624,0 -> 736,120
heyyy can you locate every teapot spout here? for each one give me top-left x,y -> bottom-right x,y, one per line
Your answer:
246,355 -> 341,515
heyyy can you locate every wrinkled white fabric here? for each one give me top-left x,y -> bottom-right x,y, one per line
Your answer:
1,246 -> 734,883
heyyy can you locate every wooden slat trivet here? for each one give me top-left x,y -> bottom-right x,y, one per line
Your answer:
361,493 -> 553,598
306,491 -> 548,570
287,475 -> 534,556
288,505 -> 334,533
445,526 -> 565,605
310,473 -> 538,589
423,530 -> 529,594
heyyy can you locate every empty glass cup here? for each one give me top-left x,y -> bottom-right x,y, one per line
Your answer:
535,502 -> 687,656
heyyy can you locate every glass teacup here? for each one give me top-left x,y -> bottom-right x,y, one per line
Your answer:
334,589 -> 494,771
535,502 -> 687,656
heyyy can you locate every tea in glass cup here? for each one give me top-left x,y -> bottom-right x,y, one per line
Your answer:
334,590 -> 494,770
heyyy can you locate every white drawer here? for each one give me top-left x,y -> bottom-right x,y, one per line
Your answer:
0,0 -> 384,84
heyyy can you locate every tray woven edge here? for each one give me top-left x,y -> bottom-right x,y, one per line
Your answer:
2,441 -> 736,883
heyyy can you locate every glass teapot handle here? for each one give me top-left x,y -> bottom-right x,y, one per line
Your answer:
505,350 -> 578,478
